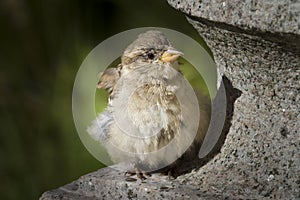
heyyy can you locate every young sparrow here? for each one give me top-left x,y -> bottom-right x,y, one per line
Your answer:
88,30 -> 210,179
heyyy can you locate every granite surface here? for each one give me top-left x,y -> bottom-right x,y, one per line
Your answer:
166,0 -> 300,199
167,0 -> 300,34
178,17 -> 300,198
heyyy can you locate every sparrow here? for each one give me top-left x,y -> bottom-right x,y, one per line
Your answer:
88,30 -> 210,179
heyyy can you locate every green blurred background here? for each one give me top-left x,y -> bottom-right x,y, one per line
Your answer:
0,0 -> 210,199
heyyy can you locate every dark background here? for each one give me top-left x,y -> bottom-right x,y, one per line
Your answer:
0,0 -> 209,199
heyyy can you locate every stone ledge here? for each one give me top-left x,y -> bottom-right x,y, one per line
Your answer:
39,166 -> 221,199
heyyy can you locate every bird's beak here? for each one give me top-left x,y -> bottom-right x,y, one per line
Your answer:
161,48 -> 184,62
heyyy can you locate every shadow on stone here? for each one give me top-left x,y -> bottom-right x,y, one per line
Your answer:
202,76 -> 242,161
172,76 -> 242,177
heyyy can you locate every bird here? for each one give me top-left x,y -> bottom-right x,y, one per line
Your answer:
88,30 -> 210,179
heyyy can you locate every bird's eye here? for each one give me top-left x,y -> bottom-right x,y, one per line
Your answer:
147,53 -> 155,60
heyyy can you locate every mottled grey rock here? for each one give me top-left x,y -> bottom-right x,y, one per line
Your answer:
41,1 -> 300,199
168,0 -> 300,53
177,18 -> 300,199
168,0 -> 300,34
167,0 -> 300,199
40,166 -> 221,199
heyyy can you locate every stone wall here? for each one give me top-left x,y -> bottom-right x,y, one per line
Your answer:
40,1 -> 299,199
167,0 -> 300,199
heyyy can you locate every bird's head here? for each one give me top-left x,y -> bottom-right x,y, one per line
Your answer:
121,30 -> 183,70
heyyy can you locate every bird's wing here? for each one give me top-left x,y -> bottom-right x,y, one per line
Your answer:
88,65 -> 121,142
97,65 -> 121,92
87,110 -> 113,142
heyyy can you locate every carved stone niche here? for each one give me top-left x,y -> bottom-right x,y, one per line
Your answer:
40,1 -> 299,199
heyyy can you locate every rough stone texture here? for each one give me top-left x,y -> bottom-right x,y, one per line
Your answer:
176,19 -> 300,198
40,166 -> 221,199
168,0 -> 300,34
40,1 -> 300,199
167,0 -> 300,199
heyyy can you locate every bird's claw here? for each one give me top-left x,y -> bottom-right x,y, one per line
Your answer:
124,168 -> 150,180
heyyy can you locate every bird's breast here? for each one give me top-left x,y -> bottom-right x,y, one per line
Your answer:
109,64 -> 188,152
126,83 -> 181,141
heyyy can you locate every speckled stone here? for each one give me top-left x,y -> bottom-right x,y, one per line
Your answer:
40,1 -> 300,199
166,0 -> 300,199
178,18 -> 300,199
167,0 -> 300,34
40,166 -> 220,199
